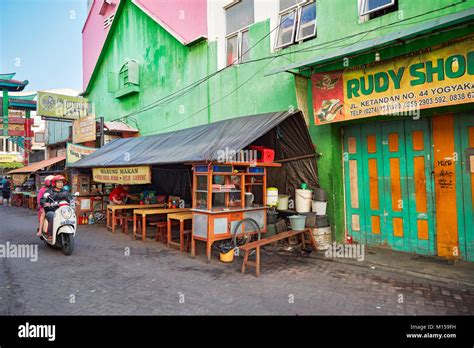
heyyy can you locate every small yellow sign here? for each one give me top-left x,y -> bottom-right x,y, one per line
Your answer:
72,115 -> 96,144
0,154 -> 21,163
92,166 -> 151,185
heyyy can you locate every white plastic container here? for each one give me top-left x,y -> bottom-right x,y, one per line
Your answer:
312,200 -> 327,215
295,189 -> 312,213
266,187 -> 278,206
312,226 -> 332,250
277,194 -> 289,210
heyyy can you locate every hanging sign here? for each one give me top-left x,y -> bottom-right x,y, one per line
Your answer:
312,36 -> 474,124
66,143 -> 97,165
12,174 -> 28,186
92,166 -> 151,184
37,91 -> 90,120
72,115 -> 96,144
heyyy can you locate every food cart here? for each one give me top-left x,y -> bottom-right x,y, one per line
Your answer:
190,161 -> 281,262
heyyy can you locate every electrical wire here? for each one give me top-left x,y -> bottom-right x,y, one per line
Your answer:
104,1 -> 466,128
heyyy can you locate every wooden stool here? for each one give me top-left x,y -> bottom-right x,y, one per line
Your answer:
152,221 -> 179,243
151,222 -> 168,243
183,229 -> 192,253
120,215 -> 134,235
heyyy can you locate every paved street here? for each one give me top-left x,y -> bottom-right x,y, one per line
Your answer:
0,205 -> 473,315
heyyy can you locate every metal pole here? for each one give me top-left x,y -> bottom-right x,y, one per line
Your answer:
100,116 -> 105,147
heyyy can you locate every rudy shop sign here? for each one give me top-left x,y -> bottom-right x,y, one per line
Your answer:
312,36 -> 474,124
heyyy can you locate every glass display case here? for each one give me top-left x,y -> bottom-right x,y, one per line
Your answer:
191,161 -> 281,262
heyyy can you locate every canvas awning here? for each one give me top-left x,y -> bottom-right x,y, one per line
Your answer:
69,110 -> 312,168
265,8 -> 474,76
7,155 -> 66,174
70,110 -> 319,198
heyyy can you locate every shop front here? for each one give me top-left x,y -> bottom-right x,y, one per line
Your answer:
310,36 -> 474,261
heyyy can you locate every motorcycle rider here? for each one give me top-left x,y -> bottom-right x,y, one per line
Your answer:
37,175 -> 55,236
40,175 -> 71,240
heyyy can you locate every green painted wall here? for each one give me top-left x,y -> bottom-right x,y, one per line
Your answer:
84,0 -> 474,242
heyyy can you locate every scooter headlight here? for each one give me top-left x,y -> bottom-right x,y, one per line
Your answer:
61,207 -> 73,220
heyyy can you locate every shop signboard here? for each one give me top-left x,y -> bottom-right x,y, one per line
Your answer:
72,115 -> 96,144
12,174 -> 28,186
312,36 -> 474,124
37,91 -> 90,120
92,166 -> 151,185
66,143 -> 97,165
0,154 -> 21,163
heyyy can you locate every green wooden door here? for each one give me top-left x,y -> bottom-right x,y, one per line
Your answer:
404,118 -> 435,255
343,125 -> 367,244
381,120 -> 411,252
344,118 -> 436,255
457,113 -> 474,261
360,123 -> 386,245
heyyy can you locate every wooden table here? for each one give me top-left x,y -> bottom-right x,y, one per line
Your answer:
133,208 -> 190,241
106,204 -> 165,233
167,212 -> 193,252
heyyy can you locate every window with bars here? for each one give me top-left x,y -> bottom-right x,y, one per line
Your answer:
275,0 -> 316,50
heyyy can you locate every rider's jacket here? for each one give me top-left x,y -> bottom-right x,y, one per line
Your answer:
40,188 -> 71,213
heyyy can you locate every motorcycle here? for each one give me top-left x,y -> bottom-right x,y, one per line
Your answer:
40,192 -> 79,255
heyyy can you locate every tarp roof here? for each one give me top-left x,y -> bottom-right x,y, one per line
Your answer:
69,111 -> 303,168
265,7 -> 474,76
8,155 -> 66,174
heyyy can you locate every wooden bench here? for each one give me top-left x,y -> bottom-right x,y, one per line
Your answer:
239,228 -> 317,277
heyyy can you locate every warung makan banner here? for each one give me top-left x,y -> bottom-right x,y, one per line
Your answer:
312,36 -> 474,124
92,166 -> 151,184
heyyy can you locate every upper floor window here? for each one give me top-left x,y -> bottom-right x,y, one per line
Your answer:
359,0 -> 397,18
109,59 -> 140,99
275,0 -> 316,49
225,0 -> 254,66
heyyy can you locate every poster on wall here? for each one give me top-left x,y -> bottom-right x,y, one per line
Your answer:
92,166 -> 151,185
72,115 -> 96,144
312,36 -> 474,125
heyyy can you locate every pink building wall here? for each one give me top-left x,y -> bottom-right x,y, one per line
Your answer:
134,0 -> 207,44
82,0 -> 120,91
82,0 -> 208,91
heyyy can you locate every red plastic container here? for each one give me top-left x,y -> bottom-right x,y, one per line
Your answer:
249,146 -> 275,163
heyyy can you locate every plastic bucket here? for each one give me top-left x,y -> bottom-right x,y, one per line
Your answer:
288,215 -> 307,231
312,200 -> 327,215
301,212 -> 317,228
295,189 -> 312,213
313,187 -> 328,201
220,249 -> 235,263
316,215 -> 330,228
266,187 -> 278,206
277,194 -> 289,210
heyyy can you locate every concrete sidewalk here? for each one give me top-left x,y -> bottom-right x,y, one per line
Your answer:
309,245 -> 474,287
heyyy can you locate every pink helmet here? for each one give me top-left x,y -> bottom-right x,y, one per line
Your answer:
44,175 -> 55,187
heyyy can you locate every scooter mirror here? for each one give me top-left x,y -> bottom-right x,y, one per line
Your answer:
74,192 -> 80,196
44,192 -> 50,198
